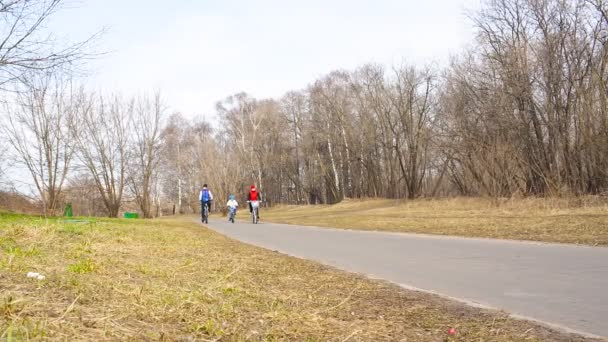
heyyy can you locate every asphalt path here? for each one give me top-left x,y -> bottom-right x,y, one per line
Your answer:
204,218 -> 608,338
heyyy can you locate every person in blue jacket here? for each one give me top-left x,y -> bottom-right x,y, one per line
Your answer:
199,184 -> 214,222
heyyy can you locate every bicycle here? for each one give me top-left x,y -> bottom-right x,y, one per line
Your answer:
201,202 -> 209,224
247,200 -> 260,224
228,206 -> 236,223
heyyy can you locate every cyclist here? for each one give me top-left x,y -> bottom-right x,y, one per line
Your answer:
247,184 -> 261,220
226,194 -> 238,222
199,184 -> 214,222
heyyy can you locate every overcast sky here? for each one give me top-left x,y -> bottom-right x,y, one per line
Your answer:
51,0 -> 480,120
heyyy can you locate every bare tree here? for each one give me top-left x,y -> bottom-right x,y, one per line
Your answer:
309,71 -> 357,202
217,93 -> 264,190
151,0 -> 608,208
0,134 -> 8,188
440,0 -> 608,196
190,118 -> 226,209
62,173 -> 107,216
160,112 -> 192,214
0,0 -> 97,88
281,91 -> 307,203
1,73 -> 77,215
73,93 -> 131,217
128,92 -> 164,218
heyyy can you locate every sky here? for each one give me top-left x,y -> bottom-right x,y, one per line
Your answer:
50,0 -> 480,122
6,0 -> 482,194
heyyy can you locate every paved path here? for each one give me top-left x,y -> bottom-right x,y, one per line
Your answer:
204,218 -> 608,338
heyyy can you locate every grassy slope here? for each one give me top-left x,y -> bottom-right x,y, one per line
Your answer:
0,213 -> 596,341
262,198 -> 608,246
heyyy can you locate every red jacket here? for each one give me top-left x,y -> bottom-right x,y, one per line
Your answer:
248,189 -> 260,201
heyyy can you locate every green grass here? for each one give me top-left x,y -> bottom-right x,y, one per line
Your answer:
68,258 -> 96,274
263,197 -> 608,246
0,212 -> 596,341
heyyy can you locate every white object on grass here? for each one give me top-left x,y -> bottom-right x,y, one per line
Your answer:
26,272 -> 45,280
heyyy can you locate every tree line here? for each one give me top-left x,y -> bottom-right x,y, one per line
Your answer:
195,0 -> 608,207
1,0 -> 607,217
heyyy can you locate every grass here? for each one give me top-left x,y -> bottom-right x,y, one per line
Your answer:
0,212 -> 599,341
262,197 -> 608,246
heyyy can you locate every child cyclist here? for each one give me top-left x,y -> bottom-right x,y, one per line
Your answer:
226,194 -> 238,223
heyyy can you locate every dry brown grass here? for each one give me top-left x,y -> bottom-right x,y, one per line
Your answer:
0,191 -> 40,215
262,197 -> 608,246
0,213 -> 598,341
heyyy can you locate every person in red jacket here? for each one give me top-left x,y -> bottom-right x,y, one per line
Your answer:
247,184 -> 261,218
